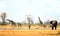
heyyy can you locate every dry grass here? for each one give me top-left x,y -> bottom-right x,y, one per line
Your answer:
0,24 -> 60,36
0,30 -> 60,36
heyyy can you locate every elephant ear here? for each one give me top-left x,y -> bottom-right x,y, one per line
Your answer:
54,20 -> 57,24
50,21 -> 53,24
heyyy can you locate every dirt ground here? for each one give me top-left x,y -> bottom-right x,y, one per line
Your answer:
0,30 -> 60,36
0,24 -> 60,36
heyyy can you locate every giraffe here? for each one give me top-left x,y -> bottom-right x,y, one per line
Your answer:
7,19 -> 16,26
38,17 -> 43,24
17,22 -> 22,27
38,17 -> 46,29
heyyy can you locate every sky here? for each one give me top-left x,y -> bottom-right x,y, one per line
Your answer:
0,0 -> 60,23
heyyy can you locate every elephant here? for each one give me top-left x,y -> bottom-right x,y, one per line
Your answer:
50,20 -> 57,30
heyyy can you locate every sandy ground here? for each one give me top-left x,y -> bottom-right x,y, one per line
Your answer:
0,30 -> 60,36
0,25 -> 60,36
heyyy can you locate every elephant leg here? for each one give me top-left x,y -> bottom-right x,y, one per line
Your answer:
55,25 -> 57,30
52,26 -> 54,30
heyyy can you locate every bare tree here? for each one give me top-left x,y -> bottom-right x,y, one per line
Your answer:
27,16 -> 31,29
44,20 -> 50,24
0,12 -> 7,25
30,17 -> 34,24
26,14 -> 33,29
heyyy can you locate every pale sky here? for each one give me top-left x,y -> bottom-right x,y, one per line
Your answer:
0,0 -> 60,23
